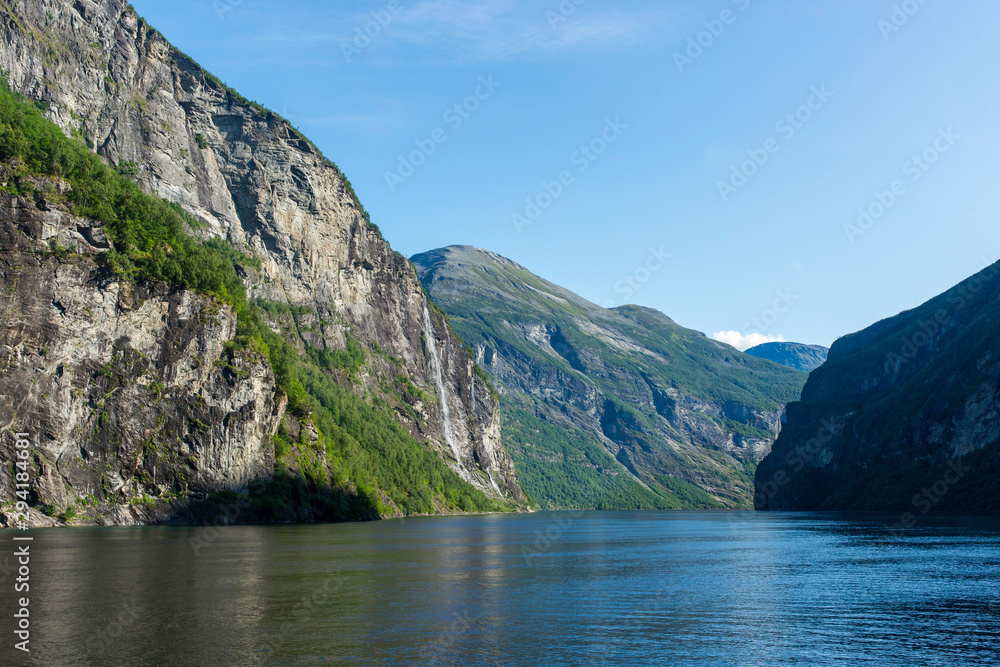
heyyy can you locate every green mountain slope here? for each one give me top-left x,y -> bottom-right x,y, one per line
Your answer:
413,246 -> 808,509
756,260 -> 1000,511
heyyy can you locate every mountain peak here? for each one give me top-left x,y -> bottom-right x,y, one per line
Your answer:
414,245 -> 531,274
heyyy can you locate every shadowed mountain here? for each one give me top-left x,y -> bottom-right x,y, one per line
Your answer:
756,260 -> 1000,512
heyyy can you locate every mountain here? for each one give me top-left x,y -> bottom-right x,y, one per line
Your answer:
755,260 -> 1000,512
0,0 -> 526,527
745,342 -> 829,372
412,246 -> 808,509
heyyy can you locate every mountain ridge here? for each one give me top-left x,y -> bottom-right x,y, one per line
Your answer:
745,342 -> 829,372
414,245 -> 808,509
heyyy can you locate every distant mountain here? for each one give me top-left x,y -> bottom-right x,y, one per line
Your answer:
745,342 -> 829,372
413,246 -> 807,510
756,260 -> 1000,512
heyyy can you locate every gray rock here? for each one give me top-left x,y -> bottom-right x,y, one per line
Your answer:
0,0 -> 526,524
0,189 -> 280,523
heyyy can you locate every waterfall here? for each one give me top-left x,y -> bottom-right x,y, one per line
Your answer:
487,468 -> 502,497
423,300 -> 469,481
470,371 -> 476,412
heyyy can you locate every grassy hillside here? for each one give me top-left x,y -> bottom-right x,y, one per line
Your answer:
414,246 -> 807,509
502,402 -> 726,510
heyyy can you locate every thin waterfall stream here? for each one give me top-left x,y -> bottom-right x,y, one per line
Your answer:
422,300 -> 469,481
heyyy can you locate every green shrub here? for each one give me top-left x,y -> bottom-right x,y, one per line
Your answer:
306,332 -> 365,376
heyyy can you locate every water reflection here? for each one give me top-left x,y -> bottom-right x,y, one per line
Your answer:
1,512 -> 997,666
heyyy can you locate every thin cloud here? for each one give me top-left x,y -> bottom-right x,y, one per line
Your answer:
352,0 -> 689,63
232,1 -> 695,66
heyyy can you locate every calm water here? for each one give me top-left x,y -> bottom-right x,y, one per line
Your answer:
2,512 -> 999,666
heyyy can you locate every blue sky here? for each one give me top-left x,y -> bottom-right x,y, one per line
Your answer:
131,0 -> 1000,348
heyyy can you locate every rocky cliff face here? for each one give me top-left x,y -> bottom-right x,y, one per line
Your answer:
0,183 -> 281,526
414,246 -> 807,509
0,0 -> 525,524
755,260 -> 1000,512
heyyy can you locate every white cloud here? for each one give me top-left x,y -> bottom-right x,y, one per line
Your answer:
711,331 -> 786,352
238,1 -> 698,66
352,0 -> 689,63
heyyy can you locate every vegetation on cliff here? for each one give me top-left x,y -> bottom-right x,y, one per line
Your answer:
414,246 -> 806,510
0,77 -> 501,520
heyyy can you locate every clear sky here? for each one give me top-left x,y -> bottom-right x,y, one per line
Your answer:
131,0 -> 1000,349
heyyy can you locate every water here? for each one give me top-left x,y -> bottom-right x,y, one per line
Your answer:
421,300 -> 467,481
2,512 -> 999,666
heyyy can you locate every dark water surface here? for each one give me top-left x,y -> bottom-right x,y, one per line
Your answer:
2,512 -> 1000,666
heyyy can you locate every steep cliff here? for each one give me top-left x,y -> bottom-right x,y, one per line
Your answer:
0,180 -> 285,526
0,0 -> 525,525
755,260 -> 1000,512
414,246 -> 807,509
